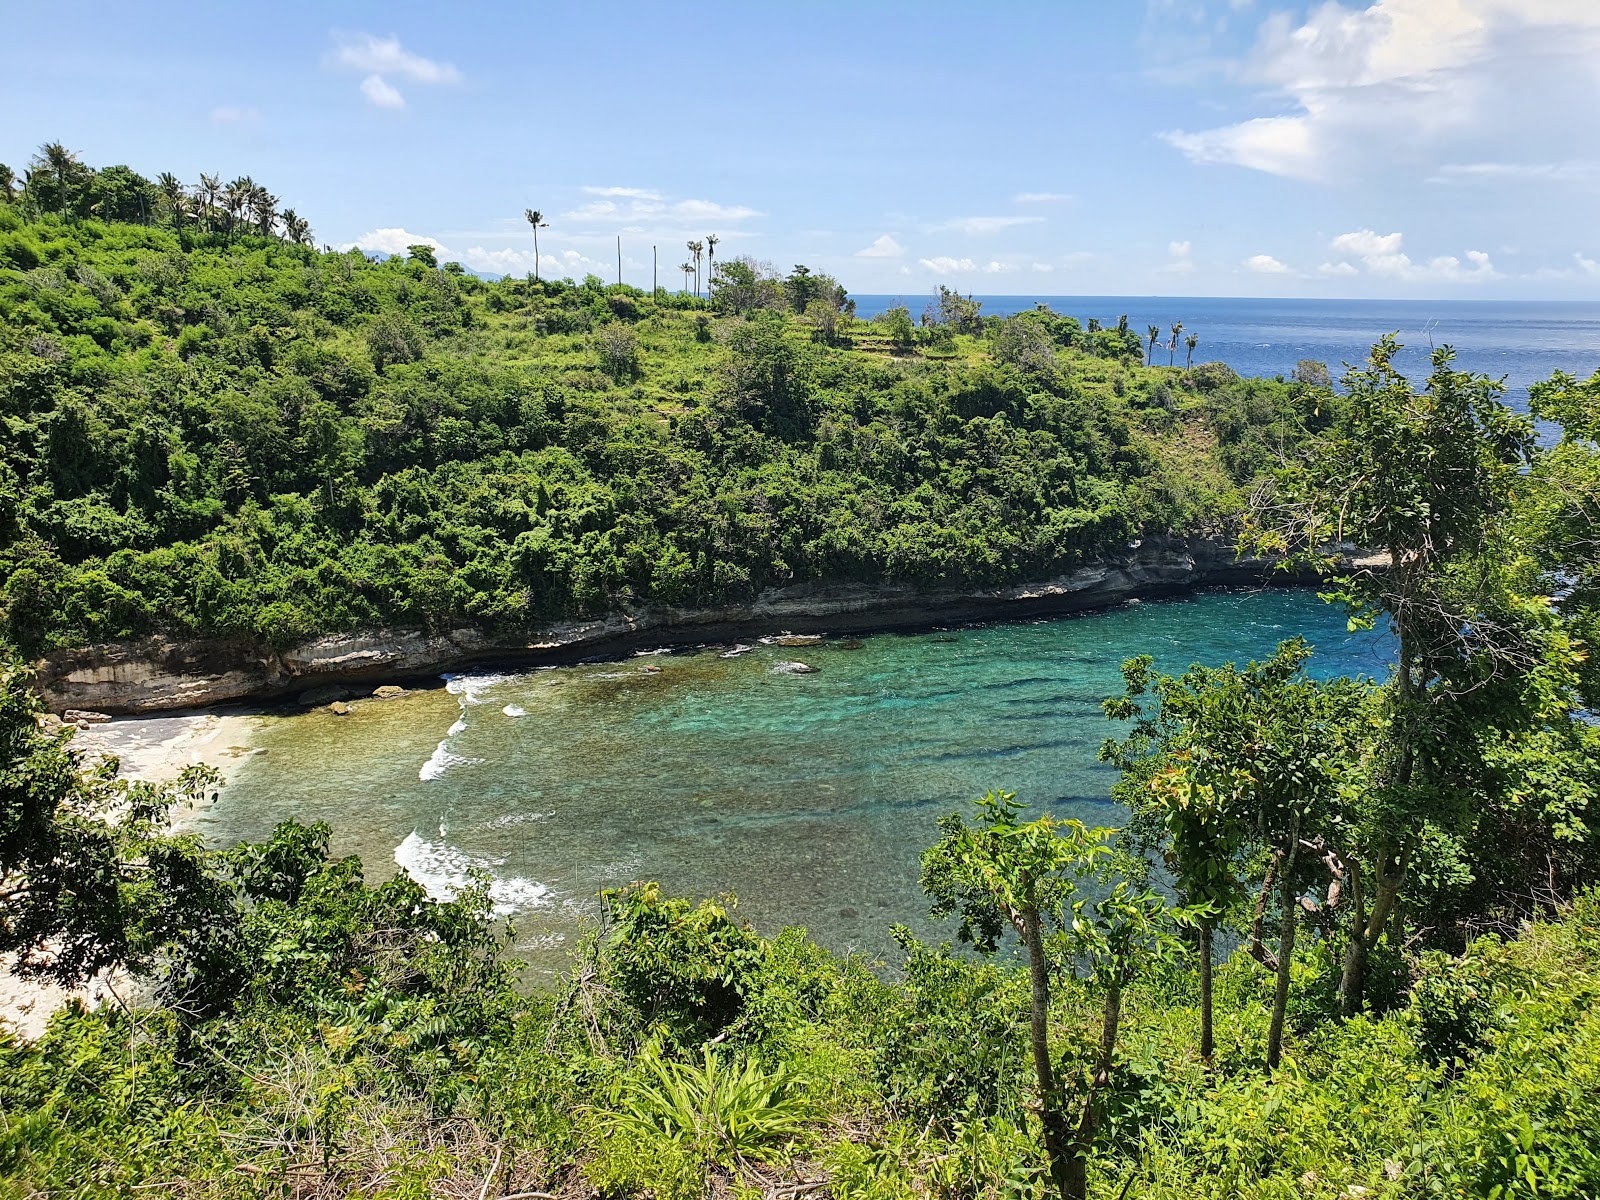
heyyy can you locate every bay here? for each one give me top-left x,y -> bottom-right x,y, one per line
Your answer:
194,589 -> 1389,977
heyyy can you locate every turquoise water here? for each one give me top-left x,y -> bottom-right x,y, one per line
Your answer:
196,589 -> 1389,977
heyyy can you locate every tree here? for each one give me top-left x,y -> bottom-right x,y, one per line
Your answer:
1185,332 -> 1198,373
0,668 -> 231,995
688,239 -> 704,296
0,163 -> 14,203
197,173 -> 221,233
156,172 -> 186,235
918,791 -> 1186,1200
1250,338 -> 1555,1013
281,208 -> 312,246
524,208 -> 548,282
1102,640 -> 1368,1068
1169,321 -> 1183,367
407,243 -> 438,268
250,185 -> 279,236
1146,324 -> 1160,367
680,261 -> 694,294
706,233 -> 719,297
877,304 -> 916,355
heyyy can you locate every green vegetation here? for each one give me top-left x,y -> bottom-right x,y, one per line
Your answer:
2,148 -> 1318,659
3,146 -> 1599,1198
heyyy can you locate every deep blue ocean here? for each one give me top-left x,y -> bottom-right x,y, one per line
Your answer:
852,294 -> 1600,407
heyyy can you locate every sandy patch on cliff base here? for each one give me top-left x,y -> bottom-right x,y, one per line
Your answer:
1,711 -> 259,1042
70,710 -> 262,787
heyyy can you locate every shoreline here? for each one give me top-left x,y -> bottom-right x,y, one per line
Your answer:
0,711 -> 262,1043
33,536 -> 1363,716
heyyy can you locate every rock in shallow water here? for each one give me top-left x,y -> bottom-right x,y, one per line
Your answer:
772,661 -> 820,675
372,685 -> 407,699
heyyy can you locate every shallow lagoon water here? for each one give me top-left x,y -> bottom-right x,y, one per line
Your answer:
194,589 -> 1389,977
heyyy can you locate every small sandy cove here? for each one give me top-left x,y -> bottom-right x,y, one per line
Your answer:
1,709 -> 260,1042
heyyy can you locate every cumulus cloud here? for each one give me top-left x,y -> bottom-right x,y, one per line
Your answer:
1015,191 -> 1074,203
919,256 -> 978,273
1160,1 -> 1600,181
1576,251 -> 1600,276
1327,228 -> 1499,281
210,105 -> 261,125
933,215 -> 1044,235
343,228 -> 447,257
1166,240 -> 1196,274
983,261 -> 1017,273
460,246 -> 607,277
856,234 -> 904,258
1031,262 -> 1056,272
1318,261 -> 1361,277
1245,253 -> 1291,274
329,31 -> 460,109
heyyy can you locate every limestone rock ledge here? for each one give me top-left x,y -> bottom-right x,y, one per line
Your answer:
33,536 -> 1304,714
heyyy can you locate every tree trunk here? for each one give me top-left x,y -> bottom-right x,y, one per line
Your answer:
1267,824 -> 1301,1069
1338,848 -> 1406,1015
1198,920 -> 1214,1066
1066,982 -> 1122,1200
1247,861 -> 1280,972
1022,904 -> 1072,1200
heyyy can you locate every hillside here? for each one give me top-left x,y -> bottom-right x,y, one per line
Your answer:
0,187 -> 1317,662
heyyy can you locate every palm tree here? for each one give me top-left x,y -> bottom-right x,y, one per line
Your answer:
250,187 -> 279,237
37,142 -> 81,218
282,209 -> 312,246
688,239 -> 704,296
680,261 -> 694,294
197,174 -> 221,233
156,172 -> 186,233
524,209 -> 548,282
1168,321 -> 1184,367
706,233 -> 719,296
1146,324 -> 1160,367
222,177 -> 253,238
1184,332 -> 1198,373
0,164 -> 15,203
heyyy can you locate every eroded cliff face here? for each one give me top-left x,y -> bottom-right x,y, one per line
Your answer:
33,537 -> 1292,714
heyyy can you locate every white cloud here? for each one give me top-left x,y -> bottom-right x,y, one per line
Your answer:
1429,159 -> 1600,184
933,215 -> 1044,235
460,246 -> 608,277
1166,239 -> 1196,274
343,228 -> 447,257
360,75 -> 405,109
1576,251 -> 1600,276
561,195 -> 762,226
1327,228 -> 1500,281
1245,253 -> 1291,273
1031,262 -> 1056,272
672,198 -> 763,221
582,185 -> 664,200
330,32 -> 460,83
1015,191 -> 1074,203
1318,261 -> 1360,276
210,105 -> 261,125
983,261 -> 1017,273
329,31 -> 459,109
919,256 -> 978,273
856,234 -> 904,258
1160,2 -> 1600,181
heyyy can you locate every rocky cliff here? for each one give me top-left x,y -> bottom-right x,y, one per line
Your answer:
33,537 -> 1311,714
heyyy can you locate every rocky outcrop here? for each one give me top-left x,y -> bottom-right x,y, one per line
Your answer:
32,536 -> 1317,714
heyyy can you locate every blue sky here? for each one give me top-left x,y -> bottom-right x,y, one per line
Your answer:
5,0 -> 1599,299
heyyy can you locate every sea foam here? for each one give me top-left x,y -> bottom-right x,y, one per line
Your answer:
394,831 -> 550,915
